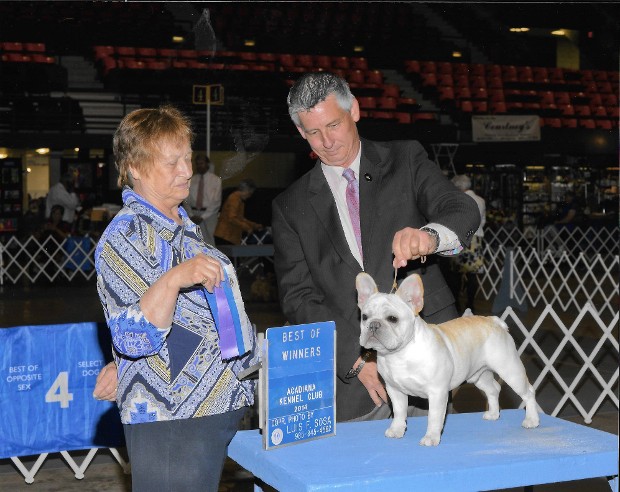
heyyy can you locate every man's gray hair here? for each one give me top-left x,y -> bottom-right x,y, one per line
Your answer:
287,72 -> 355,126
451,174 -> 472,191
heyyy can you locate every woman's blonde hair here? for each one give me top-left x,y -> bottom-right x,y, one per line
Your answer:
113,105 -> 195,188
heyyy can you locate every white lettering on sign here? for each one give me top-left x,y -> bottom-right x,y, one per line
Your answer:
281,346 -> 321,360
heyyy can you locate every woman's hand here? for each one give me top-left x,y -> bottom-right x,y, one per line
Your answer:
140,253 -> 225,328
171,253 -> 224,293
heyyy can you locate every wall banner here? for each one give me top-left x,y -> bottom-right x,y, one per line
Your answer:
472,115 -> 541,142
0,323 -> 124,459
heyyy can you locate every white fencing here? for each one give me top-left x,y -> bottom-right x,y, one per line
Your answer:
0,234 -> 97,285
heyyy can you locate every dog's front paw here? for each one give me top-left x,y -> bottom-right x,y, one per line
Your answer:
522,415 -> 540,429
419,434 -> 441,446
483,410 -> 500,421
385,422 -> 406,439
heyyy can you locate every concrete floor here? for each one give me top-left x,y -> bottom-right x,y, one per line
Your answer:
0,278 -> 617,491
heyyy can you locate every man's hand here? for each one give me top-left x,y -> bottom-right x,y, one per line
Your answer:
357,359 -> 388,407
93,361 -> 118,401
392,227 -> 438,268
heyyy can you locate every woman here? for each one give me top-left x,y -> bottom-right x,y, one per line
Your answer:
95,105 -> 258,491
214,179 -> 263,245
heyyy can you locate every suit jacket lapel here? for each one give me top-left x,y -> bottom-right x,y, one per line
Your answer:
308,160 -> 361,271
359,139 -> 386,273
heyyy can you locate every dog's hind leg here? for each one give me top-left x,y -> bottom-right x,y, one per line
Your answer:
495,357 -> 540,429
471,369 -> 501,420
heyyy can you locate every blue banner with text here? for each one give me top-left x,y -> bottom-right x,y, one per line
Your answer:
0,322 -> 124,459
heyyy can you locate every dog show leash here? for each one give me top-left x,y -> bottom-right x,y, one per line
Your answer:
390,256 -> 426,294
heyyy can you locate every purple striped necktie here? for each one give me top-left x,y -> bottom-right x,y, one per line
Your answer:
342,168 -> 363,260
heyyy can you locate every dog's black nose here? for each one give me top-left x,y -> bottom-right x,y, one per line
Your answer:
369,321 -> 380,333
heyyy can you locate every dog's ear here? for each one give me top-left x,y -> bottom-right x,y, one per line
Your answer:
396,274 -> 424,315
356,272 -> 378,308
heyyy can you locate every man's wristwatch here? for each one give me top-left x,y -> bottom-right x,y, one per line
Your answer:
345,351 -> 372,379
420,226 -> 440,254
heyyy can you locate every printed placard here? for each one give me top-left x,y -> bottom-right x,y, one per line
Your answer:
263,322 -> 336,450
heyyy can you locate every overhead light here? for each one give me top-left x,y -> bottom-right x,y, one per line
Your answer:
452,51 -> 462,58
243,39 -> 256,47
172,35 -> 184,44
35,148 -> 50,155
74,147 -> 80,152
510,27 -> 530,33
26,167 -> 32,173
353,45 -> 364,53
551,29 -> 566,36
0,148 -> 7,159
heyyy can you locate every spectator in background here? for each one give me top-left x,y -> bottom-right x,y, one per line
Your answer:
45,172 -> 80,226
42,204 -> 71,242
451,174 -> 486,313
187,154 -> 222,245
18,198 -> 45,240
214,179 -> 263,245
554,191 -> 582,231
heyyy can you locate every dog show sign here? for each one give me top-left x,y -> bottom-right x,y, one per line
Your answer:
261,321 -> 336,450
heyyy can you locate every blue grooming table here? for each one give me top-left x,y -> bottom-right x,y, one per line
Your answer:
229,410 -> 618,491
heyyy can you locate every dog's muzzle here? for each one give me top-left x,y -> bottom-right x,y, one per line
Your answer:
368,320 -> 381,334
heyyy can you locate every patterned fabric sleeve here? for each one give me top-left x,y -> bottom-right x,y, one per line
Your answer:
95,214 -> 171,358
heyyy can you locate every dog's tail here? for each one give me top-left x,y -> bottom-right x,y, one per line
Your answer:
492,316 -> 510,332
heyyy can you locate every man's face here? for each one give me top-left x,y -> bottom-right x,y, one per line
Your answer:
194,157 -> 209,175
296,94 -> 361,168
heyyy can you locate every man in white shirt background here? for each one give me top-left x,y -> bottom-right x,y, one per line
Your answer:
45,172 -> 80,225
187,154 -> 222,245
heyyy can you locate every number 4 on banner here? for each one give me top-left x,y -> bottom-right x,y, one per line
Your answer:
45,372 -> 74,408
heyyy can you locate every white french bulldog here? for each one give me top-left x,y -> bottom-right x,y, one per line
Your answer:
356,272 -> 540,446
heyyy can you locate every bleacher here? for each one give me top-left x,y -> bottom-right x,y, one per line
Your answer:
0,2 -> 617,146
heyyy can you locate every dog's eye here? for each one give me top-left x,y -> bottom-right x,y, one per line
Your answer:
362,314 -> 368,321
387,315 -> 398,323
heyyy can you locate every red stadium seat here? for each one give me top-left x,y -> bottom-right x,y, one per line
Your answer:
296,54 -> 314,68
347,69 -> 365,85
491,101 -> 507,114
332,56 -> 350,70
357,96 -> 377,109
2,41 -> 23,52
438,74 -> 454,87
473,101 -> 489,113
377,97 -> 397,109
116,46 -> 136,57
595,119 -> 612,130
561,118 -> 577,128
394,112 -> 412,124
382,84 -> 401,98
365,69 -> 384,85
136,47 -> 157,58
579,119 -> 596,129
438,86 -> 455,102
314,55 -> 332,69
459,100 -> 473,113
543,118 -> 561,128
404,60 -> 421,74
370,111 -> 394,120
350,57 -> 368,70
24,42 -> 45,53
420,61 -> 437,73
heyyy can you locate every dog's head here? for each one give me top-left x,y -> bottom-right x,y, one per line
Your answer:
356,272 -> 425,354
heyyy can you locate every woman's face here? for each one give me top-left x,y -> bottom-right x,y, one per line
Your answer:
130,137 -> 193,215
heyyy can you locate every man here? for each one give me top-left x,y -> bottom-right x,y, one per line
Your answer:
187,154 -> 222,245
271,72 -> 480,422
45,172 -> 80,224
